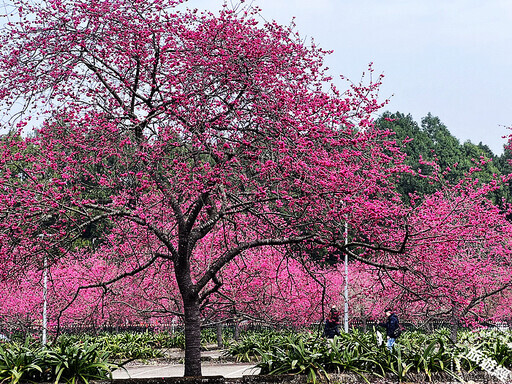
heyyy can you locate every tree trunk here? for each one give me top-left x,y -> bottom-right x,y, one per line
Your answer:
450,321 -> 458,343
216,322 -> 223,348
450,308 -> 458,343
183,297 -> 202,376
234,318 -> 240,341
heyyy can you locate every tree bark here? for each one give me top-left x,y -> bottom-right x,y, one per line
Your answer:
175,245 -> 203,377
450,321 -> 458,343
450,308 -> 458,343
216,322 -> 223,348
183,296 -> 202,376
234,318 -> 240,341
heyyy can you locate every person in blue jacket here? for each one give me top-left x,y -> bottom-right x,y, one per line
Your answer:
379,308 -> 399,350
323,305 -> 341,338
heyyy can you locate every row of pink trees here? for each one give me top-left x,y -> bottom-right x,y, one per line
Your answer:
0,244 -> 344,330
1,0 -> 512,375
345,172 -> 512,339
2,158 -> 512,352
3,185 -> 512,338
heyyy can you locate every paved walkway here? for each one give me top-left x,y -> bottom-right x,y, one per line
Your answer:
111,348 -> 260,379
112,363 -> 260,379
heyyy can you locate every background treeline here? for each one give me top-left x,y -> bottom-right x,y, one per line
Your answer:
375,111 -> 512,206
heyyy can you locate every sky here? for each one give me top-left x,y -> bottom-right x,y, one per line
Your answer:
190,0 -> 512,155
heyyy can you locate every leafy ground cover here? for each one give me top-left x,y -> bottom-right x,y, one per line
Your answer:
0,338 -> 115,384
1,327 -> 512,383
0,327 -> 237,384
225,328 -> 512,383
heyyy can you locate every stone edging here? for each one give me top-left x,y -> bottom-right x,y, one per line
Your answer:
94,371 -> 506,384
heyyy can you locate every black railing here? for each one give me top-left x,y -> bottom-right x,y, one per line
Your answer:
1,318 -> 510,342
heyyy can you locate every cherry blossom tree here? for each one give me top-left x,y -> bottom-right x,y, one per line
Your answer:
340,170 -> 512,340
0,0 -> 411,375
3,0 -> 512,375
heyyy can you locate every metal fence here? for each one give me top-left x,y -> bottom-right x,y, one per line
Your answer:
2,317 -> 511,342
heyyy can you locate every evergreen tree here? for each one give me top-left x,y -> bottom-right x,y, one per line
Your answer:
376,112 -> 504,204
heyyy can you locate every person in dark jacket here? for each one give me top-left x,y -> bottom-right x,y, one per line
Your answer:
379,308 -> 399,350
323,305 -> 341,338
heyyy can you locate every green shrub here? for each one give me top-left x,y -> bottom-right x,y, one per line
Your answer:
0,341 -> 44,384
43,338 -> 117,384
227,327 -> 512,383
0,338 -> 117,384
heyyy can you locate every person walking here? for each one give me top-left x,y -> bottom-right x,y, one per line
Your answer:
323,305 -> 341,338
379,308 -> 400,350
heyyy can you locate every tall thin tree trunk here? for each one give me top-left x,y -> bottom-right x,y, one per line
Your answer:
234,318 -> 240,341
216,322 -> 223,348
450,321 -> 458,343
450,307 -> 458,343
183,298 -> 202,376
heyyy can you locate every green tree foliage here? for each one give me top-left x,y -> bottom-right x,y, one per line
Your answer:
375,112 -> 505,204
495,145 -> 512,210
